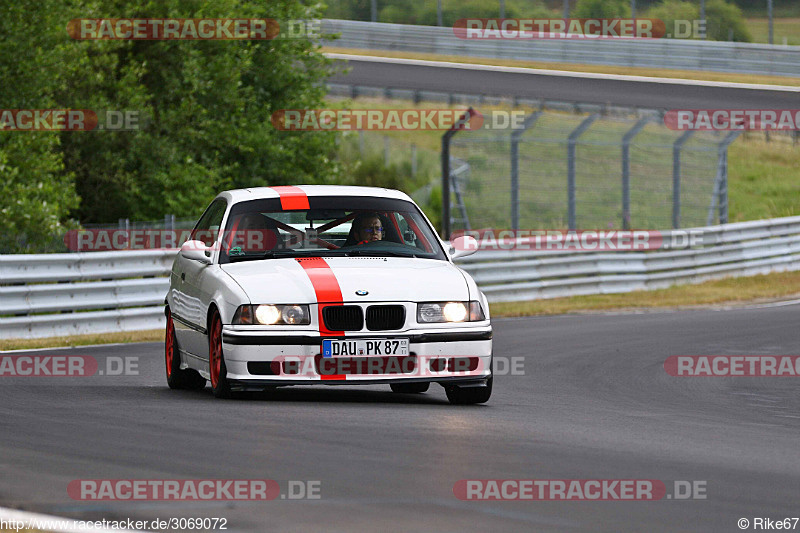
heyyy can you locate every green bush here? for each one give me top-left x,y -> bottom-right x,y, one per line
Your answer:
644,0 -> 700,39
573,0 -> 631,18
705,0 -> 752,42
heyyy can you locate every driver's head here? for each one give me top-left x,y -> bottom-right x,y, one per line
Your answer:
354,212 -> 383,243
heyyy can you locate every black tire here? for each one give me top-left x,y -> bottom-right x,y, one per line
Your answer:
390,382 -> 430,394
209,311 -> 232,399
445,377 -> 492,405
165,308 -> 207,390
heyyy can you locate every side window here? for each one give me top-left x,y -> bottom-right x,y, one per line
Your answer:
191,198 -> 227,247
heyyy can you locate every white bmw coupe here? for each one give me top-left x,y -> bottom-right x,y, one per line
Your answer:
165,185 -> 492,404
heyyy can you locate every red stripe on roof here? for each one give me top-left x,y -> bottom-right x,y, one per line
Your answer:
271,186 -> 310,210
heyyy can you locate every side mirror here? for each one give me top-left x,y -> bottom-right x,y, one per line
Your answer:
180,240 -> 212,264
449,235 -> 479,260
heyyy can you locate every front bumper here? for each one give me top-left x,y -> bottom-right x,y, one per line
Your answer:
221,326 -> 492,387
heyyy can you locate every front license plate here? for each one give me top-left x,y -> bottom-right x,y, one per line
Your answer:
322,338 -> 409,357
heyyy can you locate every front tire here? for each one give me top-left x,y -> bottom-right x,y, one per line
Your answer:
445,377 -> 492,405
209,311 -> 232,399
390,382 -> 430,394
166,308 -> 206,390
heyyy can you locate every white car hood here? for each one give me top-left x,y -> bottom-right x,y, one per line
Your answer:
221,256 -> 469,304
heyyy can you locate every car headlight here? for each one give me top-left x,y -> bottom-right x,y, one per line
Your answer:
417,301 -> 485,323
232,304 -> 310,325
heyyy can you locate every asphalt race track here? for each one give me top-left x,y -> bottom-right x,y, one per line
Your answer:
2,304 -> 799,532
327,56 -> 800,110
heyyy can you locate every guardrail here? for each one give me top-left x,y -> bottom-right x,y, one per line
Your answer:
2,216 -> 800,339
457,216 -> 800,302
0,250 -> 174,339
322,19 -> 800,78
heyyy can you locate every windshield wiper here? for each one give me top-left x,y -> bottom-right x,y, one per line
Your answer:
344,249 -> 418,258
229,250 -> 303,262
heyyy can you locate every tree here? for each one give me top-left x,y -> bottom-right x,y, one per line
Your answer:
0,0 -> 79,252
58,0 -> 340,223
0,0 -> 342,253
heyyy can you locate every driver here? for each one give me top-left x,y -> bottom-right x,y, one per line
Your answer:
353,212 -> 384,244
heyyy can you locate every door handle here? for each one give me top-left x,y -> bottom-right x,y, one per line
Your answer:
181,272 -> 185,281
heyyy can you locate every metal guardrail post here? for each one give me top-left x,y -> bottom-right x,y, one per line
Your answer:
672,131 -> 694,229
621,117 -> 651,230
567,114 -> 599,231
510,112 -> 542,231
441,107 -> 476,240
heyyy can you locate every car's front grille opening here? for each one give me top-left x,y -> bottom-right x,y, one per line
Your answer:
322,305 -> 363,331
430,358 -> 447,372
365,305 -> 405,331
448,357 -> 480,372
429,357 -> 480,372
314,355 -> 417,375
247,362 -> 280,375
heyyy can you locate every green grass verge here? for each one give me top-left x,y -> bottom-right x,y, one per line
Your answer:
490,270 -> 800,317
746,17 -> 800,45
0,329 -> 163,352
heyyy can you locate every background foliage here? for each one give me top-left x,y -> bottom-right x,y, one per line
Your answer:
0,0 -> 339,251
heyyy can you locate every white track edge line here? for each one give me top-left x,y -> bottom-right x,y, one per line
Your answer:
0,342 -> 161,354
325,53 -> 800,92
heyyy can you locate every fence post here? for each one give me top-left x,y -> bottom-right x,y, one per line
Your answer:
621,117 -> 651,230
441,107 -> 476,240
717,132 -> 740,225
567,114 -> 599,230
510,111 -> 542,231
672,130 -> 694,229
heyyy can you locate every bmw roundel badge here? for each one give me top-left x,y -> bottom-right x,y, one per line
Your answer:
355,290 -> 369,296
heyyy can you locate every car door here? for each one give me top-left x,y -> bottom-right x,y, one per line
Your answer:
172,198 -> 227,358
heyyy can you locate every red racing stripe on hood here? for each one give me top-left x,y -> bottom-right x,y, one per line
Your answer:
271,185 -> 310,210
296,257 -> 344,337
296,257 -> 346,380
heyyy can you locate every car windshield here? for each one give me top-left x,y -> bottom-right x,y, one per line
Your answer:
218,196 -> 447,264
